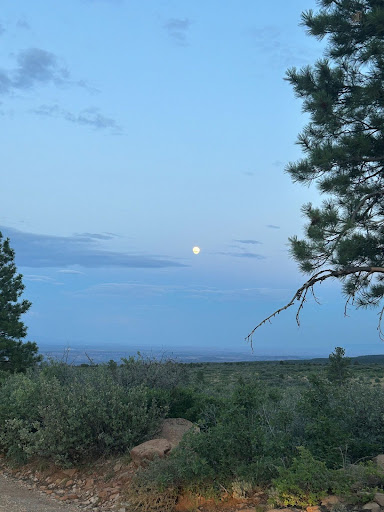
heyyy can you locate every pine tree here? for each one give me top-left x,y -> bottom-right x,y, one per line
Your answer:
0,231 -> 41,372
327,347 -> 351,385
248,0 -> 384,341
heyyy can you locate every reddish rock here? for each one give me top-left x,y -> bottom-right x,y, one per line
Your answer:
130,438 -> 172,466
62,468 -> 77,478
159,418 -> 197,449
84,478 -> 94,489
321,496 -> 342,508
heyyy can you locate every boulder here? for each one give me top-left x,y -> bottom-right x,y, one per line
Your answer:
130,438 -> 172,466
374,454 -> 384,472
306,507 -> 321,512
374,493 -> 384,507
321,496 -> 342,509
363,502 -> 380,511
159,418 -> 197,449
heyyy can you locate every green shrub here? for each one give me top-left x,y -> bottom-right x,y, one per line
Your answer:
270,447 -> 331,507
0,365 -> 166,465
299,376 -> 384,467
130,381 -> 302,497
331,462 -> 384,503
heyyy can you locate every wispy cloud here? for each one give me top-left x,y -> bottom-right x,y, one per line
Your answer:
83,0 -> 123,3
0,47 -> 92,95
57,269 -> 84,275
16,18 -> 30,30
80,282 -> 173,297
24,274 -> 62,285
234,239 -> 261,245
250,25 -> 315,68
11,48 -> 68,91
184,285 -> 289,302
266,224 -> 280,229
0,226 -> 187,269
33,104 -> 122,133
164,18 -> 192,46
217,251 -> 265,260
77,281 -> 290,303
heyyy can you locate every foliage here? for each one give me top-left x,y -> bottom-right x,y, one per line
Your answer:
327,347 -> 352,385
247,0 -> 384,340
271,449 -> 384,508
0,231 -> 41,373
299,373 -> 384,466
129,380 -> 302,501
128,365 -> 384,505
0,363 -> 167,465
118,353 -> 184,389
2,355 -> 384,507
331,462 -> 384,504
270,447 -> 331,507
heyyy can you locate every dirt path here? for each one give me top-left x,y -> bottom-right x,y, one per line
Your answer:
0,473 -> 82,512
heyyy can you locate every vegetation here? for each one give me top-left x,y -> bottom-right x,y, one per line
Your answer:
0,231 -> 41,373
327,346 -> 352,385
247,0 -> 384,341
1,349 -> 384,510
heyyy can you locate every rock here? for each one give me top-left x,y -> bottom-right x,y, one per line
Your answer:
84,478 -> 95,489
321,496 -> 342,508
374,493 -> 384,507
374,454 -> 384,472
363,502 -> 380,511
307,507 -> 321,512
130,438 -> 172,466
62,468 -> 77,478
114,462 -> 122,472
159,418 -> 197,449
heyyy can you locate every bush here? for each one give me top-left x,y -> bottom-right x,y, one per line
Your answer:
299,376 -> 384,467
128,380 -> 302,499
0,364 -> 166,465
270,448 -> 332,507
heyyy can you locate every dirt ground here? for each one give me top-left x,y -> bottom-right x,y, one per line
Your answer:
0,472 -> 82,512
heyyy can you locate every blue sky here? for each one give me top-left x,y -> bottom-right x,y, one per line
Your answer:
1,0 -> 383,358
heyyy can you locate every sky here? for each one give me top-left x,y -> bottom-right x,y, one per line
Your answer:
1,0 -> 383,359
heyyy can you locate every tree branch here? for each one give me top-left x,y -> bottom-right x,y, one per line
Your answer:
245,266 -> 384,346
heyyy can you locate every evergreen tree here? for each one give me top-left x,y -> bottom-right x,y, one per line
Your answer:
0,231 -> 41,372
327,346 -> 351,385
248,0 -> 384,341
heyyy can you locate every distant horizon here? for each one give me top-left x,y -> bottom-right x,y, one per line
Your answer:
36,337 -> 384,362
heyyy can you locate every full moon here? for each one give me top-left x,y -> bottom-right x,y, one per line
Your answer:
192,246 -> 200,255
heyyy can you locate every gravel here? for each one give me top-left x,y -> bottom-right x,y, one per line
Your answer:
0,473 -> 82,512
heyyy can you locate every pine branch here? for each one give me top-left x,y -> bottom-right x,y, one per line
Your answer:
245,266 -> 384,346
